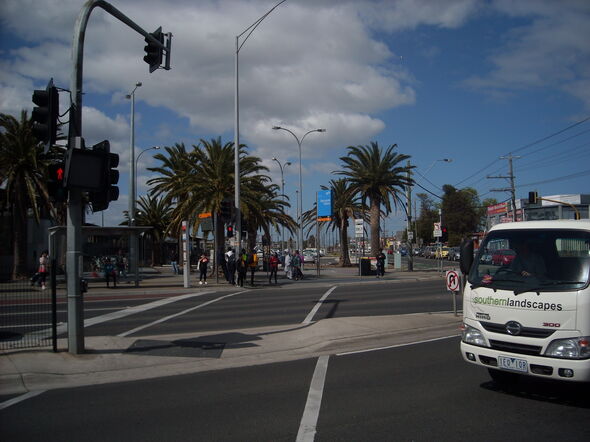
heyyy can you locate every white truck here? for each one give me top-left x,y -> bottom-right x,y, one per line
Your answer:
460,219 -> 590,384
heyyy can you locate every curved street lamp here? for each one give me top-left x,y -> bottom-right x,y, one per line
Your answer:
135,145 -> 160,200
234,0 -> 286,251
272,157 -> 291,251
272,126 -> 326,252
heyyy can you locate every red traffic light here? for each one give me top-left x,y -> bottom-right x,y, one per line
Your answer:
56,166 -> 64,181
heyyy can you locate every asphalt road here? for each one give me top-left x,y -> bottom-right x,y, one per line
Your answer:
2,338 -> 588,441
77,279 -> 458,337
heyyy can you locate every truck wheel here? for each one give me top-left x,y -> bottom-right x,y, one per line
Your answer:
488,368 -> 520,385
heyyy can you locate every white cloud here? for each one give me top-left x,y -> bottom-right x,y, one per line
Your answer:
464,0 -> 590,109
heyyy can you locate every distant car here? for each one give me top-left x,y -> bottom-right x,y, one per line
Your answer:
448,247 -> 460,261
399,248 -> 408,256
302,252 -> 315,264
491,249 -> 516,266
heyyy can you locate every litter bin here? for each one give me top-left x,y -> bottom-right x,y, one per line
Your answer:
359,257 -> 375,276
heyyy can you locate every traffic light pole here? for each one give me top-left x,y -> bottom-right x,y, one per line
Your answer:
67,0 -> 170,354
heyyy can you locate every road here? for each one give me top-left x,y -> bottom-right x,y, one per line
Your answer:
2,337 -> 588,441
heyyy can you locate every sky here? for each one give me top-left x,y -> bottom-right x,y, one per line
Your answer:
1,0 -> 589,239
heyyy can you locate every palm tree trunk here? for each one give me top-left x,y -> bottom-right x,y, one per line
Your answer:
11,199 -> 28,279
339,218 -> 351,266
370,197 -> 381,256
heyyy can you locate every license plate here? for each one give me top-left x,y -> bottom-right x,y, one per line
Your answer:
498,355 -> 528,373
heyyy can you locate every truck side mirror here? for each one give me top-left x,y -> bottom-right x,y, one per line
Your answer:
460,238 -> 474,275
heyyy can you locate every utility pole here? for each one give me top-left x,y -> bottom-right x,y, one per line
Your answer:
488,153 -> 521,221
406,160 -> 413,271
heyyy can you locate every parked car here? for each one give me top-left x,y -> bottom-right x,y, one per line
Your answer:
302,252 -> 315,264
448,247 -> 460,261
491,249 -> 516,266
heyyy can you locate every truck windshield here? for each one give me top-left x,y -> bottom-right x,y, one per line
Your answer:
469,229 -> 590,293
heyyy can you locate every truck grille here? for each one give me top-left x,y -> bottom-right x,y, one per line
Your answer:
489,340 -> 542,356
480,321 -> 555,338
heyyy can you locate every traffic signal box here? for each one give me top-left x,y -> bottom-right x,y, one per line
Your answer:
47,163 -> 67,202
226,225 -> 234,238
88,141 -> 119,212
220,199 -> 233,223
143,27 -> 164,73
32,79 -> 59,153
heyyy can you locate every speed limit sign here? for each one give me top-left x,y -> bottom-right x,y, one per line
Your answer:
446,270 -> 460,292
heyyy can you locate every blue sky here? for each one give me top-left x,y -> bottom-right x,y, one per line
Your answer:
1,0 -> 589,239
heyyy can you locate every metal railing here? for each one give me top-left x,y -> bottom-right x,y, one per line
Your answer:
0,265 -> 57,351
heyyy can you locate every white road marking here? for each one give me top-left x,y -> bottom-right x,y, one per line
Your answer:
336,334 -> 460,356
118,290 -> 248,337
302,286 -> 337,325
28,291 -> 214,337
0,390 -> 46,410
296,355 -> 330,442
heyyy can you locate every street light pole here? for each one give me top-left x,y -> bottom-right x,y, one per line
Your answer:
234,0 -> 286,252
272,126 -> 326,252
126,82 -> 141,286
272,157 -> 291,251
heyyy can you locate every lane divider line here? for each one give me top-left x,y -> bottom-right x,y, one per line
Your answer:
0,390 -> 46,411
336,334 -> 460,356
118,290 -> 248,337
296,355 -> 330,442
302,286 -> 337,325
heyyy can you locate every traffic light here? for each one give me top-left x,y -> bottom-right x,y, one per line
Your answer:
528,191 -> 538,204
226,225 -> 234,238
241,215 -> 248,236
88,141 -> 119,212
143,27 -> 164,73
220,199 -> 233,223
47,162 -> 67,202
32,79 -> 59,153
441,226 -> 448,243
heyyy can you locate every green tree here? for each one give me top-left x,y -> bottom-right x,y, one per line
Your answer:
0,111 -> 62,278
441,185 -> 481,245
336,142 -> 412,254
416,193 -> 439,245
122,194 -> 173,266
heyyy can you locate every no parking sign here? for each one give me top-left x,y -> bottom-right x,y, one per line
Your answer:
446,270 -> 460,291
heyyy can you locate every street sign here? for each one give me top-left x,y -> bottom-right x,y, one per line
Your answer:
434,222 -> 442,238
354,219 -> 364,237
198,212 -> 212,219
408,232 -> 413,240
317,189 -> 333,218
446,270 -> 460,292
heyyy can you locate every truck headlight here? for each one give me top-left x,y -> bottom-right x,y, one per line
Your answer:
461,323 -> 488,347
545,337 -> 590,359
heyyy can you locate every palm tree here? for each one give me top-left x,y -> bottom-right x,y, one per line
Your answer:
336,142 -> 413,255
122,194 -> 173,266
0,111 -> 60,279
302,179 -> 364,266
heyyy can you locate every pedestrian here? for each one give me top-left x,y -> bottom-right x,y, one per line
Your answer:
292,250 -> 302,281
219,250 -> 228,282
116,249 -> 127,278
376,250 -> 386,278
269,252 -> 280,284
38,250 -> 49,290
198,253 -> 209,285
237,248 -> 248,287
284,250 -> 292,280
249,249 -> 259,286
170,248 -> 179,274
225,248 -> 236,285
104,256 -> 117,288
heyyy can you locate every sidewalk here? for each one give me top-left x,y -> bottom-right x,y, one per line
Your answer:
1,264 -> 460,396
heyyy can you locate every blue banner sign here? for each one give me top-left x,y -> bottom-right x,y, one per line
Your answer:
317,190 -> 333,218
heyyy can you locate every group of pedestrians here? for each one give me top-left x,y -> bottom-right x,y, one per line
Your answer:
283,250 -> 304,281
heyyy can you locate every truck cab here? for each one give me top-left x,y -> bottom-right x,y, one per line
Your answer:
460,220 -> 590,383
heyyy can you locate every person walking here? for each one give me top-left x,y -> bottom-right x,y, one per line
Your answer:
225,248 -> 236,285
284,251 -> 292,280
237,248 -> 248,287
38,250 -> 49,290
269,252 -> 280,284
104,256 -> 117,288
249,249 -> 259,286
376,250 -> 386,278
198,253 -> 209,285
170,248 -> 179,275
292,250 -> 302,281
